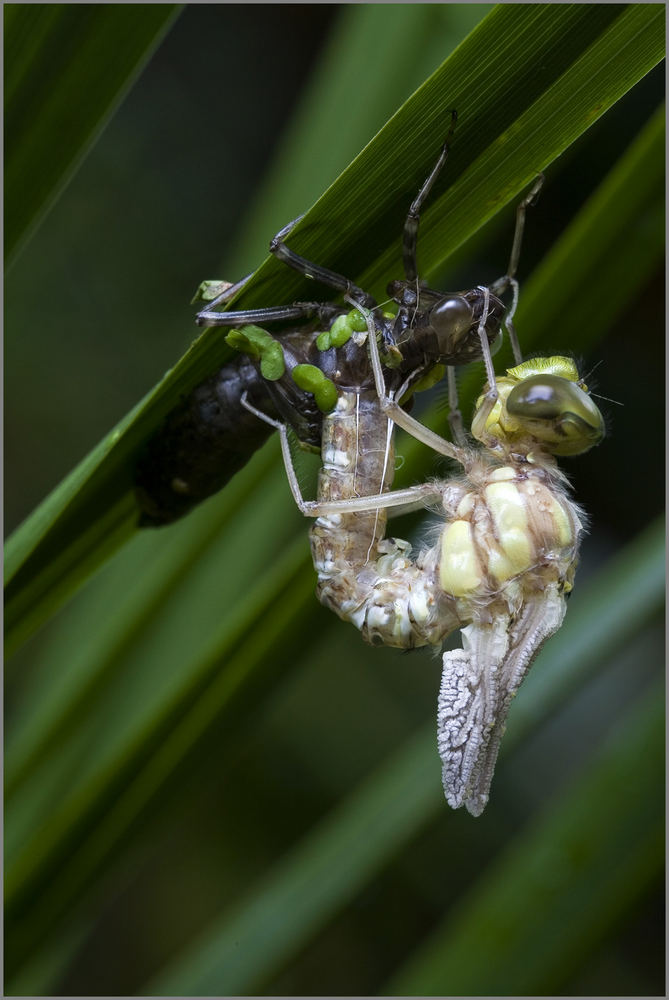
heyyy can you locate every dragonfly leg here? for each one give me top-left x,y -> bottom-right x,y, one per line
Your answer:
269,217 -> 377,309
490,174 -> 544,364
350,300 -> 468,468
196,203 -> 377,325
196,301 -> 342,328
240,392 -> 319,514
467,285 -> 503,442
446,366 -> 467,447
402,109 -> 458,282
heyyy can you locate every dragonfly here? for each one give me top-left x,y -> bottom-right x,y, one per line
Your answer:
244,297 -> 606,815
135,112 -> 539,526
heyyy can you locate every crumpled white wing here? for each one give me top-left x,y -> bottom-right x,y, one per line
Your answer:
437,582 -> 568,816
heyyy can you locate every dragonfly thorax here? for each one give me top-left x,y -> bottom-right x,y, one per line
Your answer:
438,462 -> 581,609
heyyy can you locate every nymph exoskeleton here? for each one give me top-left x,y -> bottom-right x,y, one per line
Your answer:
135,112 -> 532,526
246,317 -> 606,815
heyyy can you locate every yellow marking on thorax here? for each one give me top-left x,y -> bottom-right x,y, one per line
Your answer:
439,519 -> 482,596
489,465 -> 516,482
522,479 -> 574,550
456,493 -> 475,517
484,481 -> 532,583
547,494 -> 573,546
439,471 -> 577,598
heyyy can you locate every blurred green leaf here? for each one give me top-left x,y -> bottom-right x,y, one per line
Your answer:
5,4 -> 181,263
231,3 -> 494,273
513,103 -> 665,356
145,520 -> 664,996
386,683 -> 664,996
4,2 -> 664,655
4,6 -> 664,995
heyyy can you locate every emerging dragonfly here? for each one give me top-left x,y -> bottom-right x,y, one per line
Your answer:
244,299 -> 605,815
135,112 -> 537,526
228,126 -> 603,813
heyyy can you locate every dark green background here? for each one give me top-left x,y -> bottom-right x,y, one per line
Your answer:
5,6 -> 664,996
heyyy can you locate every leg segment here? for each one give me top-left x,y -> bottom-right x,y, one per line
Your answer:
351,299 -> 468,467
196,301 -> 342,328
446,366 -> 467,447
494,174 -> 545,290
269,217 -> 376,309
468,285 -> 504,440
490,174 -> 544,365
402,110 -> 458,282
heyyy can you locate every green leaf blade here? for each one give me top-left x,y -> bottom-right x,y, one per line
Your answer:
4,1 -> 664,654
5,4 -> 182,261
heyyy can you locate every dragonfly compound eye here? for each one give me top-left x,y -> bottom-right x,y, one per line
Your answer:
506,374 -> 605,456
429,296 -> 474,354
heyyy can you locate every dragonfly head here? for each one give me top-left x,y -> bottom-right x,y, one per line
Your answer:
475,356 -> 606,456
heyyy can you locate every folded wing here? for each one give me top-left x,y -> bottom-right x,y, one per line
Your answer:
437,581 -> 568,816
